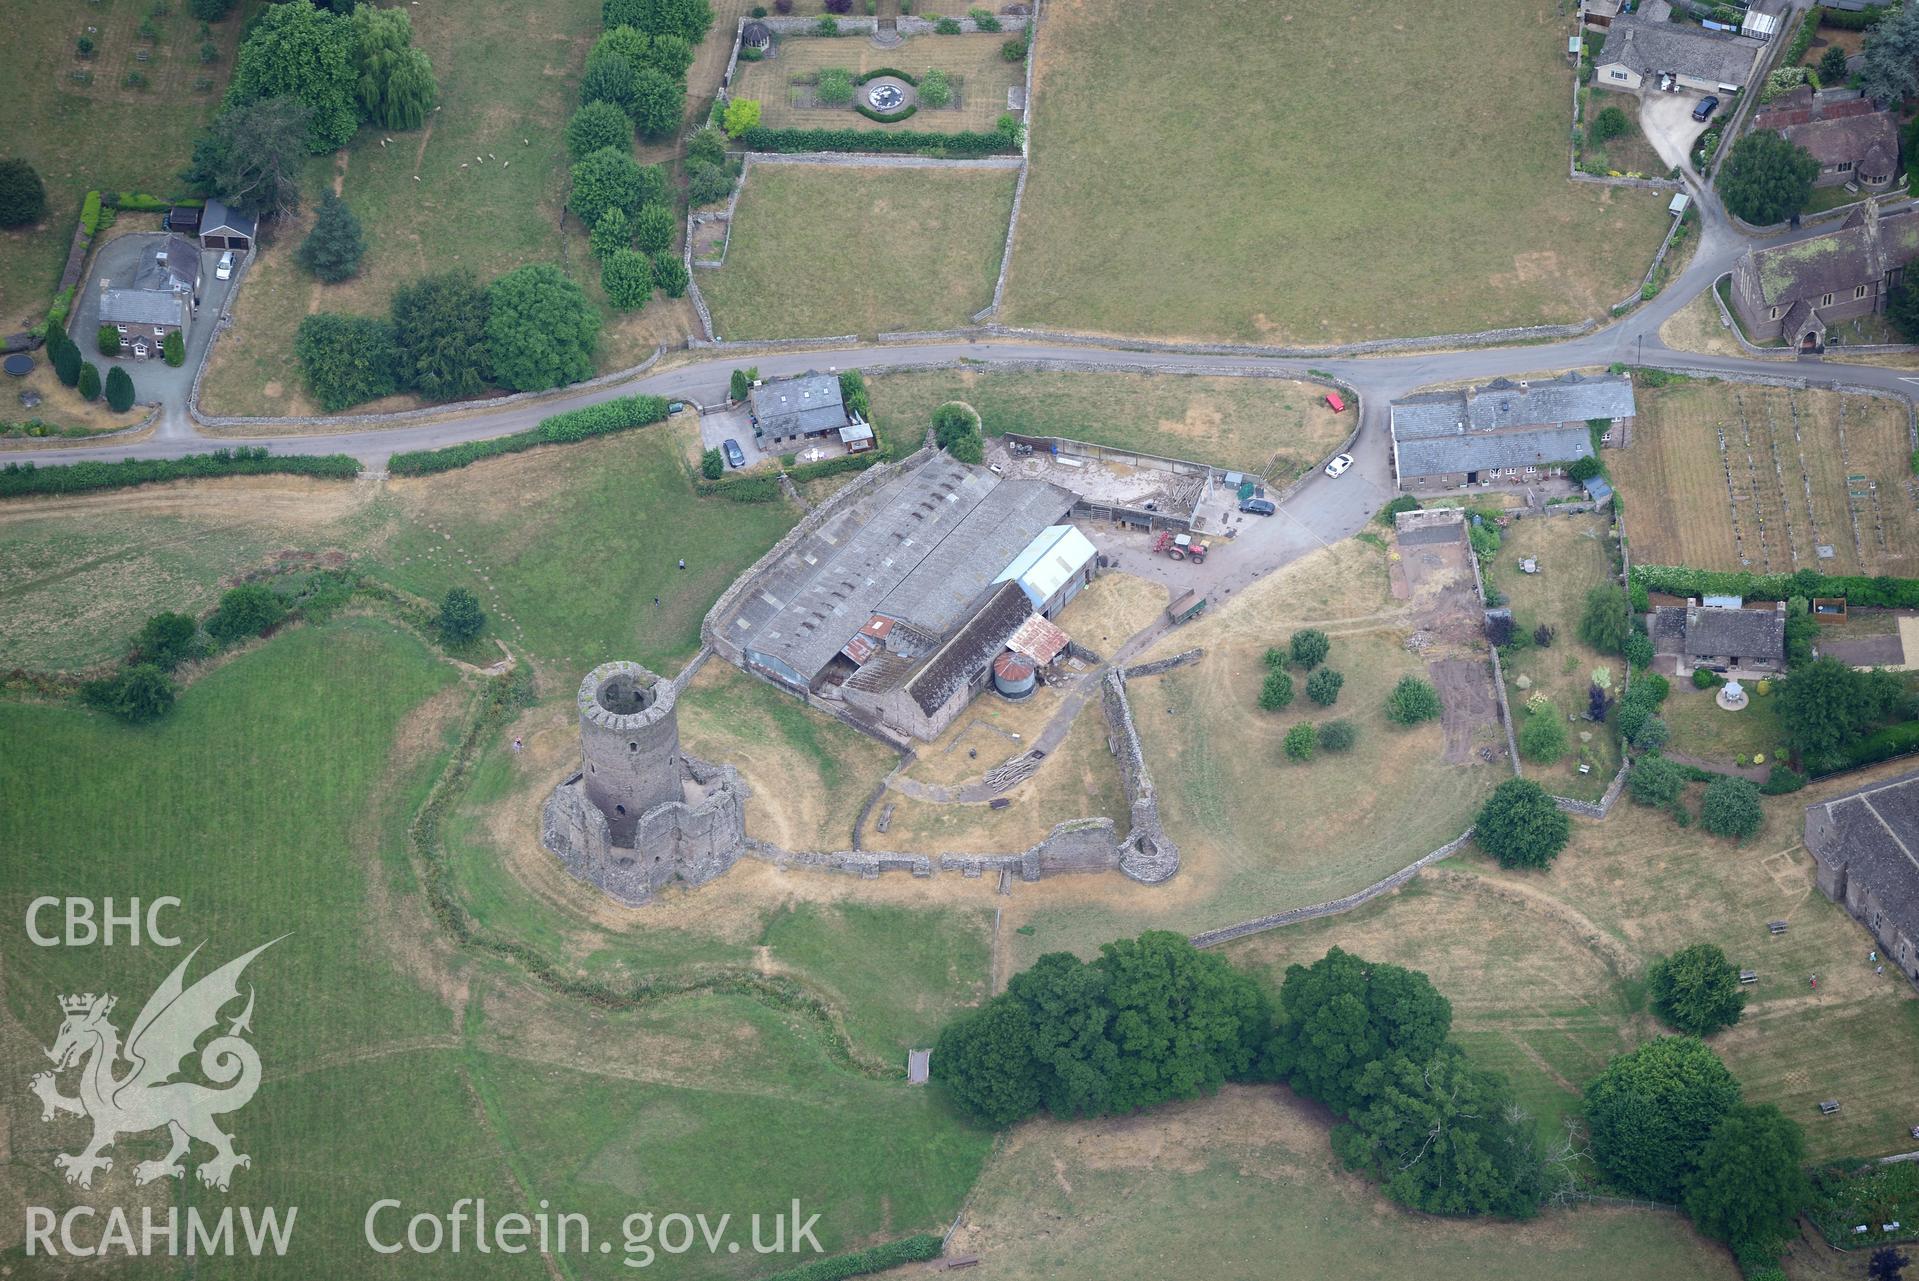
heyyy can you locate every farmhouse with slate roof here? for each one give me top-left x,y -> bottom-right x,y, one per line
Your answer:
1650,600 -> 1788,678
98,233 -> 202,358
750,373 -> 856,450
1594,15 -> 1764,94
1730,200 -> 1919,348
1805,772 -> 1919,991
1751,89 -> 1899,191
1388,373 -> 1636,492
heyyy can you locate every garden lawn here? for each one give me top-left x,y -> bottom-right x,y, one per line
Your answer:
1661,679 -> 1787,767
730,32 -> 1022,134
1489,511 -> 1625,801
868,368 -> 1348,477
0,0 -> 257,334
700,163 -> 1016,340
1004,0 -> 1672,343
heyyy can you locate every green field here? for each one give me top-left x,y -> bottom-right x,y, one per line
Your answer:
0,428 -> 797,675
869,368 -> 1349,477
0,616 -> 993,1277
700,164 -> 1017,341
0,0 -> 256,334
1003,0 -> 1672,343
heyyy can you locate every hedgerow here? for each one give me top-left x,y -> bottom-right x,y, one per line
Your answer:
386,395 -> 668,476
0,448 -> 361,498
736,125 -> 1017,155
758,1235 -> 942,1281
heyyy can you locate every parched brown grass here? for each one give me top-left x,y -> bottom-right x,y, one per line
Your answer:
1004,0 -> 1673,344
731,32 -> 1022,134
1615,382 -> 1919,575
953,1086 -> 1739,1281
1224,759 -> 1919,1160
868,368 -> 1347,477
700,163 -> 1016,340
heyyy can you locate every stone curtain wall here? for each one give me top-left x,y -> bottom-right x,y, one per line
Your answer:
1102,666 -> 1180,882
1189,830 -> 1478,948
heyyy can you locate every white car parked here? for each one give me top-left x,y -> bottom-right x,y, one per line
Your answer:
215,251 -> 235,281
1324,453 -> 1354,479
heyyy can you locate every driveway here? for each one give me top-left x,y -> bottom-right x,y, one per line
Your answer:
69,231 -> 237,437
696,404 -> 773,469
1637,88 -> 1716,177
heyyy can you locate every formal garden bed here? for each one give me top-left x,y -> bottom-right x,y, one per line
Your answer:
729,31 -> 1022,132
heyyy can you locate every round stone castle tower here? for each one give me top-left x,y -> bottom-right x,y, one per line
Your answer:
578,660 -> 682,845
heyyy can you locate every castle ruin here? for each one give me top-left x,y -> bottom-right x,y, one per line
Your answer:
540,661 -> 750,906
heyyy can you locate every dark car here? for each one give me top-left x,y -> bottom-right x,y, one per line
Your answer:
723,439 -> 746,468
1240,498 -> 1277,516
1692,95 -> 1719,123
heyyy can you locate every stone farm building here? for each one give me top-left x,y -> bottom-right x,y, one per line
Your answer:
1651,600 -> 1788,678
750,373 -> 870,454
714,453 -> 1099,742
1388,373 -> 1636,492
1804,771 -> 1919,991
1730,201 -> 1919,348
98,233 -> 201,358
1594,15 -> 1764,94
1750,89 -> 1900,192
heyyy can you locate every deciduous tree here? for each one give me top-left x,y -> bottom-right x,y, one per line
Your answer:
632,202 -> 675,253
1683,1103 -> 1810,1245
652,251 -> 688,297
1306,667 -> 1343,706
1578,583 -> 1631,654
1583,1036 -> 1741,1202
134,612 -> 201,669
567,101 -> 633,163
206,583 -> 288,644
1290,628 -> 1330,670
351,5 -> 436,130
1385,674 -> 1441,725
1860,1 -> 1919,106
1649,943 -> 1746,1037
1473,778 -> 1570,870
1283,721 -> 1316,761
600,247 -> 653,310
81,664 -> 176,724
1628,752 -> 1685,807
589,207 -> 631,261
1267,947 -> 1453,1115
603,0 -> 713,43
1700,775 -> 1764,841
629,67 -> 685,139
181,96 -> 313,222
436,587 -> 485,646
225,0 -> 359,151
1718,130 -> 1820,226
485,264 -> 600,392
1259,669 -> 1294,711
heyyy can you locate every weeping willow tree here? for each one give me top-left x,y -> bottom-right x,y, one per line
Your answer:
351,6 -> 438,130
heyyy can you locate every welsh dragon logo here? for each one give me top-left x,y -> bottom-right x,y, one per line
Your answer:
30,939 -> 282,1192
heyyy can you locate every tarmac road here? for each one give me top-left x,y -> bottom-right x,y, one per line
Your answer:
14,173 -> 1919,564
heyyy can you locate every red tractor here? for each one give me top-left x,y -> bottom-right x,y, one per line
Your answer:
1153,532 -> 1209,563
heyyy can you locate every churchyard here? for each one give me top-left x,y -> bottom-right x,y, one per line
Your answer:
699,162 -> 1016,339
1614,379 -> 1919,577
1001,0 -> 1673,343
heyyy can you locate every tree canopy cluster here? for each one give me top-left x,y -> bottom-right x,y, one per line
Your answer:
1273,948 -> 1546,1218
1648,943 -> 1747,1038
1776,656 -> 1909,768
933,402 -> 983,464
1473,778 -> 1570,870
218,0 -> 437,156
1717,130 -> 1820,227
299,264 -> 600,410
1583,1036 -> 1808,1255
930,931 -> 1272,1128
